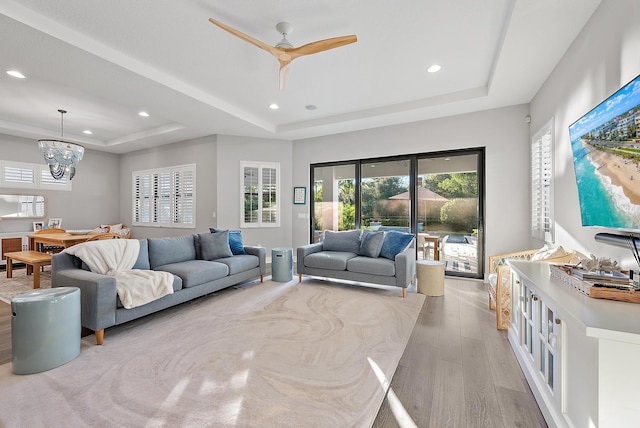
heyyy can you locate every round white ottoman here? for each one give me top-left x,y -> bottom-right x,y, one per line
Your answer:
416,260 -> 445,296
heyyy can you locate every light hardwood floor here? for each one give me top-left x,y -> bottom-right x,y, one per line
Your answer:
0,277 -> 546,427
373,277 -> 546,427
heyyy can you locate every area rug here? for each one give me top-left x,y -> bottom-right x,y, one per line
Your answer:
0,267 -> 51,303
0,279 -> 424,427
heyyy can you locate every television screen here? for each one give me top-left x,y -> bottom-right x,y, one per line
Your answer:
569,73 -> 640,231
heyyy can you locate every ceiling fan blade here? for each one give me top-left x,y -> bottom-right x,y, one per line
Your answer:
288,35 -> 357,60
279,63 -> 290,92
208,18 -> 279,57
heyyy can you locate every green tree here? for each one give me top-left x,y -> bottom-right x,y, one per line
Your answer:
423,172 -> 477,199
440,198 -> 478,231
338,179 -> 356,230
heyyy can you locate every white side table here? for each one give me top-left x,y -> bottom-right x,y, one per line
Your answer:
416,260 -> 445,296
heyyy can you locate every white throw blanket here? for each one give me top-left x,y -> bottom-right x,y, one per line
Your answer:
63,240 -> 174,309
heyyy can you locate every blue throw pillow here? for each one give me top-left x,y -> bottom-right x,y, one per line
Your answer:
200,231 -> 233,260
228,231 -> 245,255
359,231 -> 384,258
210,228 -> 245,255
379,231 -> 414,260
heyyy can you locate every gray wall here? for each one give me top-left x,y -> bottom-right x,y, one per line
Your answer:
216,135 -> 293,256
291,104 -> 533,266
118,135 -> 218,238
529,0 -> 640,269
0,133 -> 120,233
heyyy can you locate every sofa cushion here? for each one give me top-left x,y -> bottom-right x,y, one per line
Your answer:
210,228 -> 245,255
304,251 -> 357,271
200,231 -> 233,260
380,231 -> 414,260
132,239 -> 150,270
347,256 -> 396,276
215,254 -> 259,275
359,231 -> 384,258
148,235 -> 196,269
322,230 -> 361,253
154,260 -> 229,288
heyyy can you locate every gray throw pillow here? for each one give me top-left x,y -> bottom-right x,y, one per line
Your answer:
359,231 -> 384,258
323,230 -> 361,253
200,231 -> 233,260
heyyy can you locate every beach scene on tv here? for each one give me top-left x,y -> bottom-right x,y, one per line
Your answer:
569,74 -> 640,230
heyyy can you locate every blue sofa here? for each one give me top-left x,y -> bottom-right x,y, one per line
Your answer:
51,233 -> 266,345
297,230 -> 416,297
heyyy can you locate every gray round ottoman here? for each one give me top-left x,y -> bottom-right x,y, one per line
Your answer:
11,287 -> 81,375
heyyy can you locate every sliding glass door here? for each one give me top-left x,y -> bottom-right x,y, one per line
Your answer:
361,158 -> 411,232
310,148 -> 484,279
417,152 -> 483,277
311,163 -> 356,242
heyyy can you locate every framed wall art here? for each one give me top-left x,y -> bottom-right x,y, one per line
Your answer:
294,187 -> 306,205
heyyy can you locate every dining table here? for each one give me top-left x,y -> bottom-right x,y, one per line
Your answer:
28,232 -> 95,251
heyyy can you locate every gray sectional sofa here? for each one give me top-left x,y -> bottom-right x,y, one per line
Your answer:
51,232 -> 266,345
297,230 -> 416,297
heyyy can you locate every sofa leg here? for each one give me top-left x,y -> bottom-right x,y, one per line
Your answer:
96,329 -> 104,346
298,273 -> 302,283
260,274 -> 264,283
402,288 -> 407,299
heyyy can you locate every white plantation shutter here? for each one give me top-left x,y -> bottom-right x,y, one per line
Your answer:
174,167 -> 194,224
0,160 -> 72,190
133,164 -> 195,228
531,119 -> 554,241
241,161 -> 280,228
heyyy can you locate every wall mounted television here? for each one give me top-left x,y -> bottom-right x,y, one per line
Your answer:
569,73 -> 640,233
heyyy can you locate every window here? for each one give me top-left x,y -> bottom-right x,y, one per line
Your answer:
132,164 -> 195,228
0,160 -> 72,190
241,161 -> 280,228
531,118 -> 554,241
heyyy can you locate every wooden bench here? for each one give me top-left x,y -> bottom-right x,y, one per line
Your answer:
4,251 -> 53,289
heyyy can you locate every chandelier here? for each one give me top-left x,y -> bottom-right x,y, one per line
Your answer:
38,109 -> 84,180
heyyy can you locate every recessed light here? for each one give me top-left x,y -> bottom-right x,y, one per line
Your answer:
6,70 -> 25,79
138,111 -> 149,117
427,64 -> 442,73
83,130 -> 93,135
268,103 -> 279,110
305,105 -> 317,111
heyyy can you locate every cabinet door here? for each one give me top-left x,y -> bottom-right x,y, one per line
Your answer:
2,237 -> 23,259
536,300 -> 562,401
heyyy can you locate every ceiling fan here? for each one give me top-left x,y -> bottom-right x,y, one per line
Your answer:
208,18 -> 357,91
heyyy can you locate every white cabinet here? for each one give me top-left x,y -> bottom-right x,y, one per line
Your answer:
510,269 -> 564,426
508,261 -> 640,428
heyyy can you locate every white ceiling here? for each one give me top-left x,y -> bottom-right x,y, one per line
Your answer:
0,0 -> 601,154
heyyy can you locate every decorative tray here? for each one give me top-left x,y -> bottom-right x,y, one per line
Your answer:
550,264 -> 640,304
